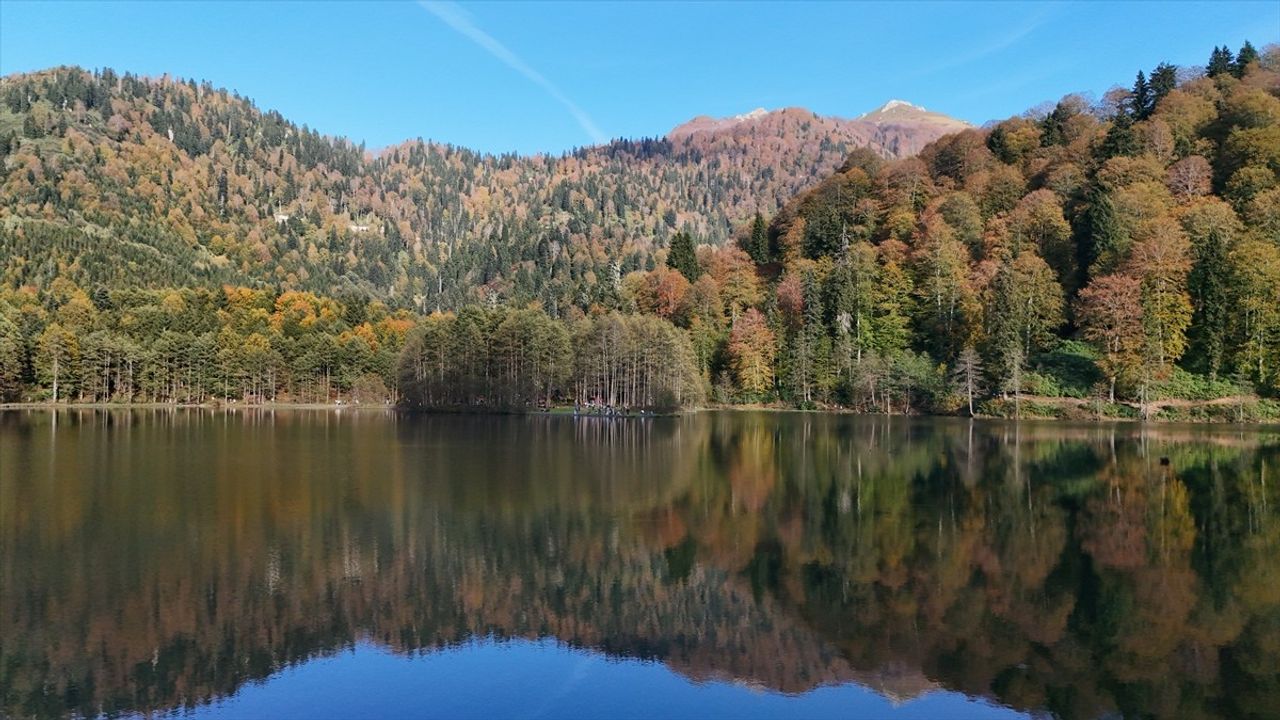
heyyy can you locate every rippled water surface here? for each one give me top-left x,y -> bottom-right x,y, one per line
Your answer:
2,410 -> 1277,718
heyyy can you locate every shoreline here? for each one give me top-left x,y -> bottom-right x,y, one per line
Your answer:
0,401 -> 398,411
2,398 -> 1278,426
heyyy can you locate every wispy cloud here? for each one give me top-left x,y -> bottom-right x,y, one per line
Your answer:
419,1 -> 606,144
910,4 -> 1058,77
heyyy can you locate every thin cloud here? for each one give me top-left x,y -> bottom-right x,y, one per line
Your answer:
420,1 -> 606,144
910,4 -> 1058,77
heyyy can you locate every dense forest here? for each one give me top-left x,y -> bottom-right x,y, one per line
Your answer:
0,66 -> 956,313
1,42 -> 1278,416
718,41 -> 1280,418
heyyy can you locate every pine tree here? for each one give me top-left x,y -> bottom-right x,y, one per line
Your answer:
1131,71 -> 1152,119
1207,45 -> 1235,77
1086,189 -> 1126,275
1098,111 -> 1138,160
1234,41 -> 1259,78
745,212 -> 769,264
1149,63 -> 1178,109
789,270 -> 827,404
22,113 -> 42,139
666,231 -> 699,282
1185,202 -> 1238,381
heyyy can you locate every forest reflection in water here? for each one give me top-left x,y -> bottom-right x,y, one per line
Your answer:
1,410 -> 1278,719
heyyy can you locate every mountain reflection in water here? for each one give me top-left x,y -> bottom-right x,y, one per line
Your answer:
1,410 -> 1278,719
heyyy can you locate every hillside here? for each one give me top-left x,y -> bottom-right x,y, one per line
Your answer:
741,41 -> 1280,408
1,43 -> 1277,413
0,67 -> 961,311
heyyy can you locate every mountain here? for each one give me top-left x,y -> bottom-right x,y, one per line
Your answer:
669,101 -> 971,158
0,67 -> 966,311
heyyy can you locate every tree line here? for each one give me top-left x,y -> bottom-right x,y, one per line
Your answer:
397,306 -> 703,411
0,280 -> 412,404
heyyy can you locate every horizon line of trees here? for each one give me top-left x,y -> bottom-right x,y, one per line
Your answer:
0,280 -> 412,404
397,305 -> 704,411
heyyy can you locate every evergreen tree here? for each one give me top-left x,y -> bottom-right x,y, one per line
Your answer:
666,231 -> 699,282
1086,189 -> 1126,275
1184,202 -> 1238,381
22,113 -> 42,139
1131,71 -> 1152,119
1149,63 -> 1178,109
745,212 -> 769,264
788,270 -> 827,404
1097,111 -> 1138,159
1234,41 -> 1259,78
1207,45 -> 1235,77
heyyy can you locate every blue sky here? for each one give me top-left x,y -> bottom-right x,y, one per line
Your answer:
1,1 -> 1276,154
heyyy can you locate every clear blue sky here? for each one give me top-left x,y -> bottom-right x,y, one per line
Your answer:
1,1 -> 1275,154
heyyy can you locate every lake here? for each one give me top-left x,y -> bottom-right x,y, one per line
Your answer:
1,410 -> 1277,719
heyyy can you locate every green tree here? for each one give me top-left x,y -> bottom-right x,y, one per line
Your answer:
1183,200 -> 1240,380
0,308 -> 24,401
1233,40 -> 1259,78
36,322 -> 79,402
1149,63 -> 1178,109
1131,71 -> 1152,119
744,212 -> 769,264
667,232 -> 699,282
1207,46 -> 1235,77
984,250 -> 1064,398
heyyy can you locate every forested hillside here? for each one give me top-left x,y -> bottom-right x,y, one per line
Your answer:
0,67 -> 959,312
710,41 -> 1280,417
1,43 -> 1277,416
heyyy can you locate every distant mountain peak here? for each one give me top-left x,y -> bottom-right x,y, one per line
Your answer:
666,100 -> 970,159
867,99 -> 927,115
668,107 -> 776,138
857,99 -> 971,130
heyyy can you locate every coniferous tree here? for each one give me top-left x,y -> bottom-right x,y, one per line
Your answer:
1097,111 -> 1138,159
1207,45 -> 1235,77
1131,71 -> 1152,120
666,231 -> 699,282
745,212 -> 769,264
1149,63 -> 1178,109
1086,189 -> 1125,275
1234,41 -> 1259,78
1184,201 -> 1239,381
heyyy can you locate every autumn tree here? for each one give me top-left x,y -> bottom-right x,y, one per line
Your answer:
1076,274 -> 1145,401
1125,218 -> 1193,383
728,309 -> 776,399
36,322 -> 79,402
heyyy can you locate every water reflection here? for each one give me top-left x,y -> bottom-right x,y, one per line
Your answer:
2,411 -> 1278,719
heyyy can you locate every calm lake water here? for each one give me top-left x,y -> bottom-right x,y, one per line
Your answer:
2,410 -> 1278,719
